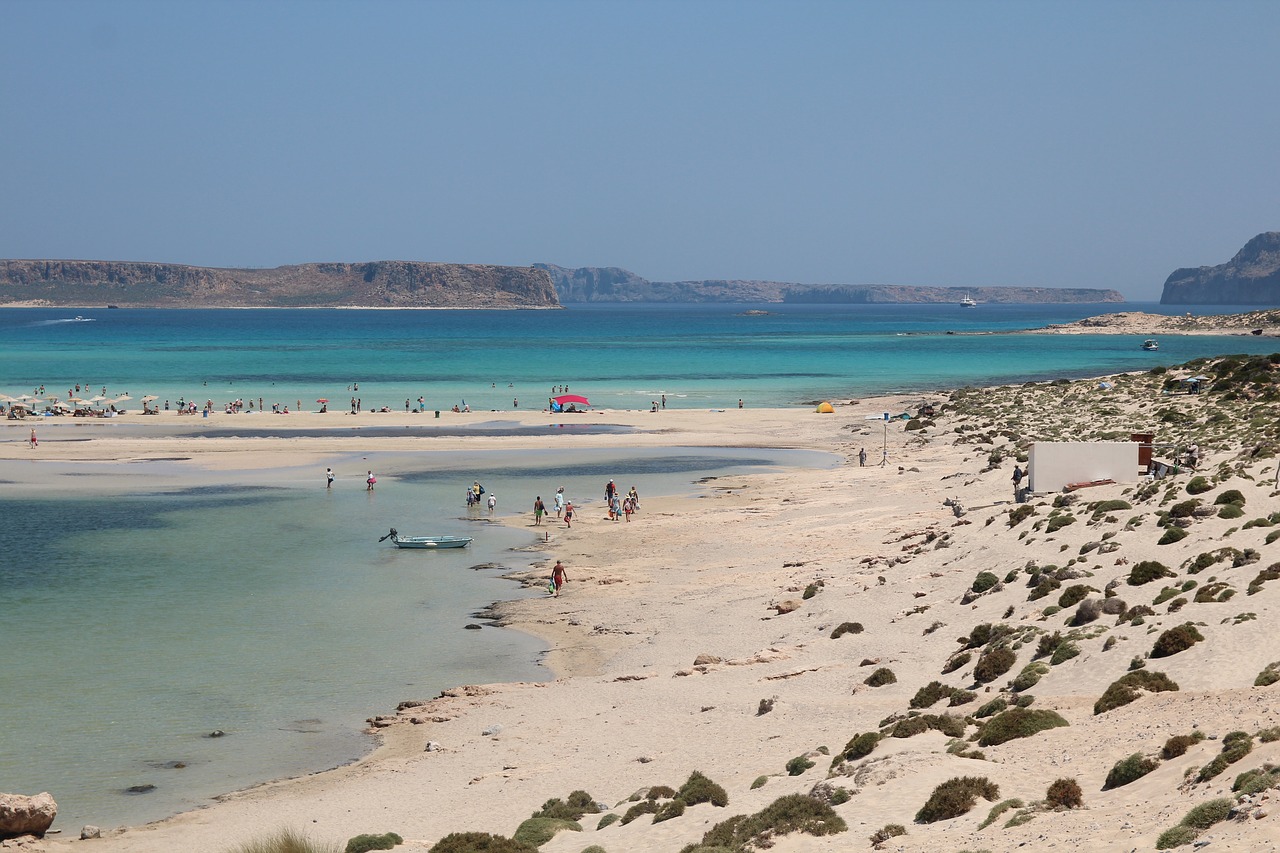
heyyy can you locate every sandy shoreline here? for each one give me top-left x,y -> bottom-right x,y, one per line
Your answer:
10,369 -> 1280,852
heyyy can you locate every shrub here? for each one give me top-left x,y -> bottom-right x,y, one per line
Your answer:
595,813 -> 620,829
653,798 -> 686,823
1215,489 -> 1246,506
677,771 -> 728,807
512,818 -> 581,847
532,791 -> 598,821
864,667 -> 896,687
756,698 -> 774,716
1255,661 -> 1280,687
750,776 -> 767,790
693,794 -> 846,850
972,572 -> 1000,593
427,833 -> 537,853
1161,734 -> 1200,759
1155,825 -> 1199,849
1128,561 -> 1173,586
1103,753 -> 1159,790
1094,670 -> 1180,714
1151,623 -> 1204,658
1218,504 -> 1245,519
1233,766 -> 1280,795
1159,527 -> 1189,545
345,835 -> 403,853
786,754 -> 815,776
1070,598 -> 1103,626
869,823 -> 907,845
835,731 -> 881,764
977,708 -> 1069,746
909,681 -> 952,708
1092,499 -> 1132,515
620,801 -> 657,825
231,830 -> 341,853
1169,499 -> 1201,519
1058,584 -> 1092,608
1180,798 -> 1233,829
1044,778 -> 1083,809
1050,641 -> 1080,665
973,647 -> 1016,684
1008,505 -> 1036,527
1186,476 -> 1212,495
645,786 -> 676,801
948,689 -> 977,707
830,622 -> 863,639
941,651 -> 971,674
975,697 -> 1007,718
1046,514 -> 1076,533
802,583 -> 819,600
914,776 -> 999,823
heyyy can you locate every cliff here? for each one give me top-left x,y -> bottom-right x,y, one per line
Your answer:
1160,232 -> 1280,305
0,260 -> 560,308
537,264 -> 1124,304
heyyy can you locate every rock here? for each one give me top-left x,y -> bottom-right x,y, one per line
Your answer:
124,785 -> 155,795
80,826 -> 101,840
693,653 -> 722,666
1162,232 -> 1280,304
0,792 -> 57,840
206,730 -> 225,738
482,724 -> 503,736
773,600 -> 802,614
424,741 -> 441,752
463,624 -> 482,630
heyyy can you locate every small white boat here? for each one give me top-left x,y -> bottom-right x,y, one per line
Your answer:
379,528 -> 472,549
1142,339 -> 1159,351
960,293 -> 977,307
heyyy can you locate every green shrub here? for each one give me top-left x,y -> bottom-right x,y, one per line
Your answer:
948,689 -> 977,707
1169,499 -> 1201,519
231,830 -> 341,853
595,814 -> 619,830
1233,766 -> 1280,795
1094,670 -> 1180,714
1159,527 -> 1189,545
802,583 -> 819,600
864,667 -> 896,687
836,731 -> 881,763
1180,798 -> 1234,829
1058,585 -> 1092,608
941,651 -> 971,674
750,776 -> 767,790
1155,825 -> 1199,849
1012,662 -> 1049,691
1044,777 -> 1083,809
1186,476 -> 1212,495
644,786 -> 675,801
977,797 -> 1024,830
977,708 -> 1069,746
512,818 -> 581,847
1161,734 -> 1199,759
619,801 -> 657,825
830,621 -> 864,639
909,681 -> 953,708
975,697 -> 1007,718
580,847 -> 607,853
973,647 -> 1016,684
1102,753 -> 1158,790
428,833 -> 537,853
691,794 -> 846,850
1215,489 -> 1246,507
786,754 -> 815,776
1128,561 -> 1174,585
344,835 -> 403,853
1151,623 -> 1204,658
868,823 -> 907,845
972,572 -> 1000,593
1008,505 -> 1036,527
1050,642 -> 1080,666
1092,499 -> 1132,515
914,776 -> 999,823
1218,504 -> 1245,519
1046,514 -> 1076,534
1255,661 -> 1280,687
676,771 -> 728,807
653,798 -> 686,823
532,792 -> 598,821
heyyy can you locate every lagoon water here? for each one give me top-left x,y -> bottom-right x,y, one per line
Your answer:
1,302 -> 1275,829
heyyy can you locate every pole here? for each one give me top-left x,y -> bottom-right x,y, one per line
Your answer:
879,412 -> 889,467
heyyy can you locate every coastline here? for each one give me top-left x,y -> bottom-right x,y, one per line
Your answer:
13,366 -> 1280,852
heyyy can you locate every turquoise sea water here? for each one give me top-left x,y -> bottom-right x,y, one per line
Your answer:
1,302 -> 1275,830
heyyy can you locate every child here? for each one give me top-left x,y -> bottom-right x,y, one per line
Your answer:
563,502 -> 574,528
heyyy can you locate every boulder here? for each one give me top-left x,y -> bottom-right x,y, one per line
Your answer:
0,791 -> 57,840
81,825 -> 101,840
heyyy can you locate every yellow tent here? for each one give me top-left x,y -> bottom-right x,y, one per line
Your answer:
815,401 -> 834,414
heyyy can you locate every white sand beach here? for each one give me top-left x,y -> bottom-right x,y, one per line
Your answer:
7,364 -> 1280,853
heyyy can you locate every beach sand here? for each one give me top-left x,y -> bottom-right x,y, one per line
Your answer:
7,370 -> 1280,852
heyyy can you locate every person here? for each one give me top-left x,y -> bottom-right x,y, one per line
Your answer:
605,479 -> 616,504
513,398 -> 518,408
366,470 -> 376,491
466,488 -> 475,507
487,493 -> 497,513
859,447 -> 867,467
29,428 -> 37,448
533,495 -> 545,525
1186,444 -> 1200,469
661,394 -> 666,409
1011,464 -> 1024,501
563,501 -> 574,528
623,496 -> 634,521
554,487 -> 565,518
472,481 -> 483,504
551,560 -> 567,597
611,491 -> 622,521
738,399 -> 743,408
628,486 -> 639,511
326,467 -> 334,489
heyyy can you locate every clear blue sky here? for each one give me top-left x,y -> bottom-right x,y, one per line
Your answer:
2,0 -> 1277,300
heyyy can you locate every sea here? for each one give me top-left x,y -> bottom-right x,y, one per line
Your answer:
0,302 -> 1275,830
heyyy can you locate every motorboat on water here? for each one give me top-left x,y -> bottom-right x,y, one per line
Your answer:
378,528 -> 472,549
1143,339 -> 1159,351
960,293 -> 977,307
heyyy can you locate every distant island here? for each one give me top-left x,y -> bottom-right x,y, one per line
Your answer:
1161,231 -> 1280,304
0,260 -> 559,308
534,264 -> 1124,304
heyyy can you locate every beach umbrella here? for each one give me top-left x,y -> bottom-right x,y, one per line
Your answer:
114,395 -> 133,402
316,398 -> 329,403
552,394 -> 591,406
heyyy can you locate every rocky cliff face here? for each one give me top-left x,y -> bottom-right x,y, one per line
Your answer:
538,264 -> 1124,304
0,260 -> 560,308
1161,232 -> 1280,305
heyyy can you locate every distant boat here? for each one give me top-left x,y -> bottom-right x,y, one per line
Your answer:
960,293 -> 977,307
1143,339 -> 1159,351
379,529 -> 472,549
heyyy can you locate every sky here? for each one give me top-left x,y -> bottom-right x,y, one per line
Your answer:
2,0 -> 1278,300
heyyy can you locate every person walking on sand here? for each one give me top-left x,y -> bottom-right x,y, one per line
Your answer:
554,487 -> 565,518
366,470 -> 376,491
551,560 -> 567,597
1011,464 -> 1024,502
29,428 -> 37,449
563,501 -> 574,528
326,467 -> 334,488
859,447 -> 867,467
623,495 -> 634,521
533,495 -> 545,525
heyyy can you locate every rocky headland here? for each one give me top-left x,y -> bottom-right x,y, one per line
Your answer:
1161,232 -> 1280,305
536,263 -> 1124,304
0,260 -> 560,308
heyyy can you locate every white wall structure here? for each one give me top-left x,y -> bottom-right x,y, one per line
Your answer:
1027,441 -> 1140,493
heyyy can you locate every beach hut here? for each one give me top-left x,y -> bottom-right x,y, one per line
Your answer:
815,401 -> 835,413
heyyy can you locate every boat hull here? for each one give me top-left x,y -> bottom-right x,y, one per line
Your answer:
391,535 -> 472,549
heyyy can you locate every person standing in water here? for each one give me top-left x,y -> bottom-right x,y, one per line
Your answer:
366,470 -> 376,491
326,468 -> 334,488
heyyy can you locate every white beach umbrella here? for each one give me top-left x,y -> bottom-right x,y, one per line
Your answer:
114,394 -> 133,402
141,395 -> 158,402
